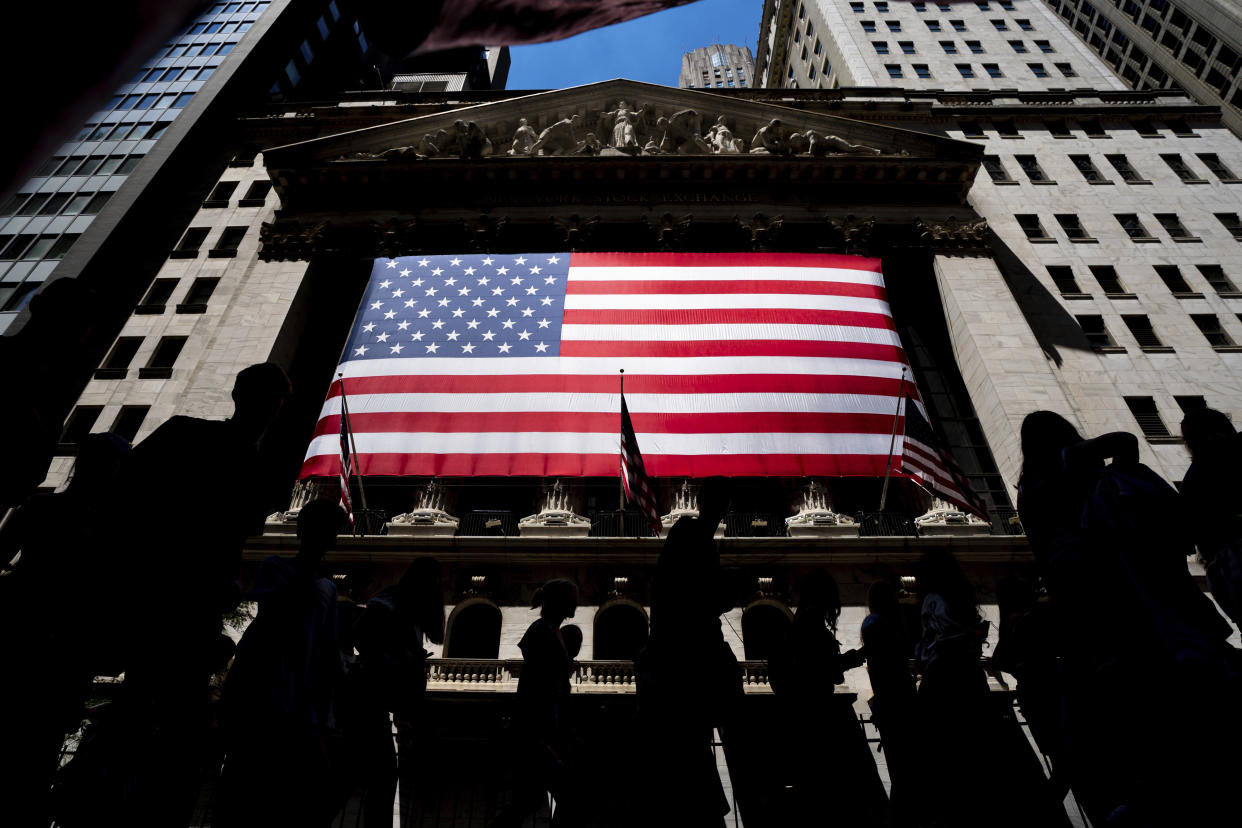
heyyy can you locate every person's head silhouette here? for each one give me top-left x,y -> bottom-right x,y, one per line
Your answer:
399,556 -> 445,645
231,362 -> 292,442
296,499 -> 344,565
797,568 -> 842,631
532,578 -> 577,624
1181,407 -> 1235,460
1020,410 -> 1083,483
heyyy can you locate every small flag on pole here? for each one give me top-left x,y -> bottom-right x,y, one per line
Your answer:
900,395 -> 989,520
339,399 -> 356,528
621,394 -> 662,536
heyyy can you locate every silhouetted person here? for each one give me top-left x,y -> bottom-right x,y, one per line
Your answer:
103,362 -> 290,825
770,569 -> 885,827
992,578 -> 1063,774
1018,410 -> 1240,824
348,557 -> 444,827
636,479 -> 738,828
0,432 -> 130,828
491,578 -> 579,828
859,580 -> 918,826
561,623 -> 583,660
215,499 -> 345,827
1180,406 -> 1242,629
0,278 -> 100,513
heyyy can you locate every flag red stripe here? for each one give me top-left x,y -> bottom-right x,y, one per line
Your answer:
322,373 -> 910,398
311,411 -> 904,439
561,308 -> 897,330
566,280 -> 888,299
569,251 -> 883,270
301,451 -> 900,478
559,340 -> 906,360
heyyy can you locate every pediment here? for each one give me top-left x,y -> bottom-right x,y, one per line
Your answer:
262,79 -> 979,167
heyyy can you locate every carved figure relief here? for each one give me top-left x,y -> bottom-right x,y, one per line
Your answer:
509,118 -> 538,155
530,114 -> 583,156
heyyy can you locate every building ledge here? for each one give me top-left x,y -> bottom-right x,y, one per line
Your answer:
138,367 -> 172,379
1093,345 -> 1127,353
92,368 -> 127,380
1104,292 -> 1137,300
1212,345 -> 1242,353
1146,436 -> 1183,444
1139,346 -> 1176,353
132,304 -> 165,314
175,303 -> 207,314
1172,292 -> 1205,299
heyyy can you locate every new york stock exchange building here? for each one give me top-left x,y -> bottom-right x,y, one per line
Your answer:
46,73 -> 1242,824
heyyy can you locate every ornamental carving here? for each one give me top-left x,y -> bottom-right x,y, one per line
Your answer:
825,214 -> 877,256
643,212 -> 693,250
258,220 -> 330,261
735,213 -> 784,251
461,215 -> 508,251
916,216 -> 990,254
552,213 -> 600,248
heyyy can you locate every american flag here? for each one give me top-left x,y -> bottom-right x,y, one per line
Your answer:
900,394 -> 989,519
621,394 -> 662,536
300,253 -> 981,508
339,409 -> 355,527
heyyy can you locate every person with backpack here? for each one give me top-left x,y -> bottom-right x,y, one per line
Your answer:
349,557 -> 444,827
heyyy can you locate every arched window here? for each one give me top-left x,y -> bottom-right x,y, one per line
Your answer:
741,601 -> 793,661
593,601 -> 649,660
444,600 -> 502,659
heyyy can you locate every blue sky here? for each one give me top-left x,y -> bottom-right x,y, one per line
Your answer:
507,0 -> 765,90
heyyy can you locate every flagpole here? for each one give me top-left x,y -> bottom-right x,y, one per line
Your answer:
618,369 -> 625,517
338,373 -> 371,519
878,366 -> 908,512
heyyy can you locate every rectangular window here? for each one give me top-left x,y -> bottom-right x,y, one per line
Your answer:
0,281 -> 37,312
983,63 -> 1003,77
1155,213 -> 1196,240
1217,213 -> 1242,240
874,1 -> 889,11
17,194 -> 50,215
1198,265 -> 1238,295
210,226 -> 248,257
81,193 -> 114,215
1028,62 -> 1049,77
1047,265 -> 1084,295
966,40 -> 984,53
1161,154 -> 1204,183
178,277 -> 220,313
1017,18 -> 1034,31
1010,40 -> 1028,53
850,2 -> 864,10
96,337 -> 143,379
951,20 -> 967,31
960,121 -> 984,138
0,192 -> 29,215
900,42 -> 916,54
1076,314 -> 1116,348
1016,155 -> 1051,182
927,20 -> 942,32
940,41 -> 957,53
204,180 -> 238,207
1017,214 -> 1051,240
172,93 -> 194,109
1165,119 -> 1196,137
1198,154 -> 1239,182
886,21 -> 901,32
994,121 -> 1020,138
1191,314 -> 1235,347
58,406 -> 104,453
111,406 -> 150,444
136,278 -> 178,313
982,156 -> 1012,182
1125,397 -> 1171,439
22,235 -> 58,259
1116,214 -> 1155,240
1133,119 -> 1160,137
1106,155 -> 1145,183
1122,315 -> 1165,349
241,180 -> 273,206
1055,62 -> 1077,77
1070,155 -> 1106,182
45,235 -> 79,260
172,227 -> 210,257
913,64 -> 932,78
992,20 -> 1008,31
957,63 -> 976,78
874,41 -> 890,54
0,234 -> 36,259
885,64 -> 903,78
1057,214 -> 1093,240
1035,40 -> 1054,53
139,336 -> 187,378
1089,265 -> 1127,294
37,194 -> 71,216
1154,265 -> 1196,296
1175,396 -> 1207,415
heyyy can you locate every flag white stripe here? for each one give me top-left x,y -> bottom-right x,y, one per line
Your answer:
567,266 -> 884,285
321,392 -> 911,417
305,431 -> 897,459
564,293 -> 892,314
560,323 -> 903,345
334,356 -> 909,379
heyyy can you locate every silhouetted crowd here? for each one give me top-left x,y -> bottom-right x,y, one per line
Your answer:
2,349 -> 1241,827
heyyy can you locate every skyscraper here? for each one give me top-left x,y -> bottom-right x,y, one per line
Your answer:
678,43 -> 756,89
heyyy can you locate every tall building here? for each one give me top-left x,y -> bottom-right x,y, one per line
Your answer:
0,0 -> 390,335
678,43 -> 755,88
1041,0 -> 1242,138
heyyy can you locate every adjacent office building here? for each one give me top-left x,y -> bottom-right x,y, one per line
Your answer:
1042,0 -> 1242,138
678,43 -> 756,88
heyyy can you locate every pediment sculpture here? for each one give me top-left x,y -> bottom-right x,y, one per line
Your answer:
338,97 -> 891,162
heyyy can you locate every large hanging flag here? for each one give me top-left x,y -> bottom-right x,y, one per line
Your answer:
299,252 -> 971,496
900,395 -> 989,519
